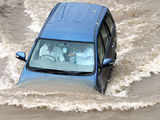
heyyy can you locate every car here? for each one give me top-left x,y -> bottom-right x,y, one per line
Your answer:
16,2 -> 117,94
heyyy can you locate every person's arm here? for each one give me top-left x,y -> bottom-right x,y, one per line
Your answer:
39,44 -> 49,57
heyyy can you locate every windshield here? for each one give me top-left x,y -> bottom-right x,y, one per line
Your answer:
28,39 -> 95,74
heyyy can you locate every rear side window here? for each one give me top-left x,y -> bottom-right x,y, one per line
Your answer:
100,23 -> 109,48
97,35 -> 104,64
105,13 -> 114,34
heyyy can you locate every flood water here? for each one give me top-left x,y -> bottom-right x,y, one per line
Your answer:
0,0 -> 160,119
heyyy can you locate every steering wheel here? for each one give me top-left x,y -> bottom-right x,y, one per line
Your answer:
40,55 -> 56,62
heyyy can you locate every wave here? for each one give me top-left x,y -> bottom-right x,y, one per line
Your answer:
0,87 -> 160,112
0,0 -> 159,112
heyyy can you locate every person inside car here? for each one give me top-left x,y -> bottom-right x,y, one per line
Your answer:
39,42 -> 65,62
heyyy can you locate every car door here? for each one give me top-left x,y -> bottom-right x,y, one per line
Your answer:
97,23 -> 111,93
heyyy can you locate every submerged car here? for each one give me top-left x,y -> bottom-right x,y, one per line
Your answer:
16,2 -> 117,94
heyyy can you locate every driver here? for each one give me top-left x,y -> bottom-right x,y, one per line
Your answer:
39,42 -> 65,62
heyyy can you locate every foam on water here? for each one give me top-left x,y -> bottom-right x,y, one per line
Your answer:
0,0 -> 160,112
0,32 -> 19,89
0,87 -> 160,112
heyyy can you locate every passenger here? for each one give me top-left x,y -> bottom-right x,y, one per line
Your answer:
39,42 -> 65,62
76,47 -> 94,65
39,42 -> 50,57
51,45 -> 65,62
62,44 -> 76,63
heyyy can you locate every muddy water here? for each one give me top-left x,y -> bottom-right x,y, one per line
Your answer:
1,104 -> 160,120
0,0 -> 160,119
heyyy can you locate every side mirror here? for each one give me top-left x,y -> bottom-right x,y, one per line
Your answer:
102,58 -> 113,67
16,51 -> 26,62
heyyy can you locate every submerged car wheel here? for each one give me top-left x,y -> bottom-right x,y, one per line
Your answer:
102,81 -> 108,94
114,52 -> 117,61
103,67 -> 113,94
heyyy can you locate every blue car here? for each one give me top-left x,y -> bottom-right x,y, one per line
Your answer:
16,2 -> 117,94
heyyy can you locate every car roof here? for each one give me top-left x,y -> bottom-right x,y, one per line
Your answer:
39,2 -> 108,42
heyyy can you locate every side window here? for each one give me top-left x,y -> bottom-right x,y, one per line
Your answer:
100,23 -> 110,48
105,13 -> 114,34
98,35 -> 104,64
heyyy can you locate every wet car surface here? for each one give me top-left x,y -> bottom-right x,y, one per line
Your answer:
16,2 -> 117,94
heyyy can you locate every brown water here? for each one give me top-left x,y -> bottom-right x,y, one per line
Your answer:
1,104 -> 160,120
0,0 -> 160,119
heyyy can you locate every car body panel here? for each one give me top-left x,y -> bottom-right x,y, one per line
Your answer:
39,2 -> 107,42
18,67 -> 97,90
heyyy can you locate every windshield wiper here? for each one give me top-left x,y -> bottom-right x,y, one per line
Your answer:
68,71 -> 92,75
29,67 -> 92,75
29,67 -> 67,74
